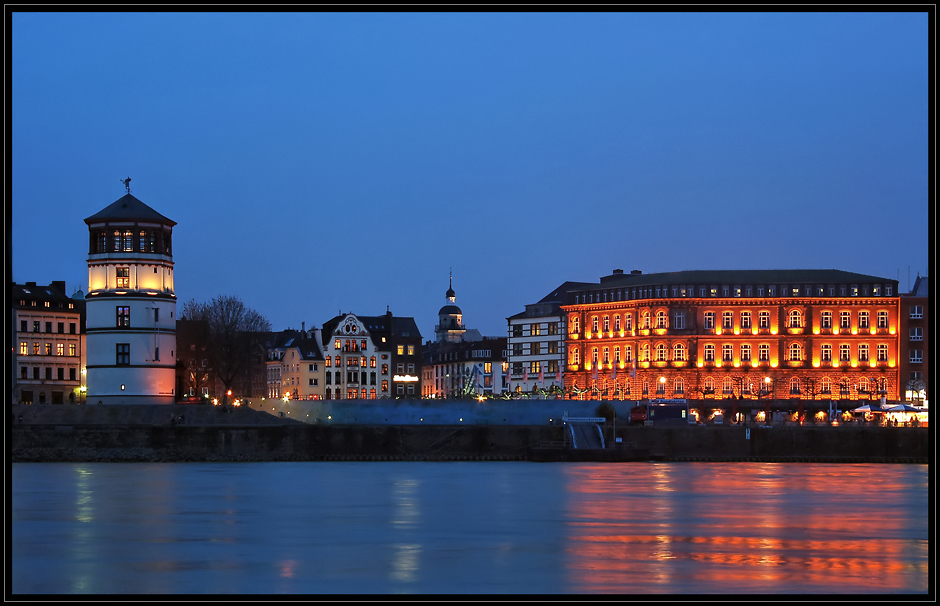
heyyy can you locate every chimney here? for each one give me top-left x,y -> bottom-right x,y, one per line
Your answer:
612,269 -> 623,275
631,270 -> 642,275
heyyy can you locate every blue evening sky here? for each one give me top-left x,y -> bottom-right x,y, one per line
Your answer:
10,11 -> 930,339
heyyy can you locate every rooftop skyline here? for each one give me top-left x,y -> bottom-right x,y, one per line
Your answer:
10,11 -> 930,338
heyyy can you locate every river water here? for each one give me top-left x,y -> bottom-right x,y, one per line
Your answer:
11,462 -> 929,595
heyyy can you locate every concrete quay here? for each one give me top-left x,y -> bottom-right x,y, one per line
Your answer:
10,405 -> 929,464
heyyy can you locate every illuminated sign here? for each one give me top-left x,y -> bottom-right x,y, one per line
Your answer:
393,374 -> 419,382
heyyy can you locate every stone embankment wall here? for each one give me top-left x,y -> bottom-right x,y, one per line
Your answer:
10,405 -> 928,463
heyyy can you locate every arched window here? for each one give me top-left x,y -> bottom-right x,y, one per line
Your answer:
788,342 -> 803,361
722,377 -> 733,394
625,313 -> 633,330
703,377 -> 715,393
571,316 -> 580,334
674,377 -> 685,393
656,311 -> 667,329
641,344 -> 650,361
788,309 -> 803,328
821,377 -> 831,393
642,311 -> 651,329
656,343 -> 667,361
673,343 -> 686,361
790,377 -> 801,394
858,378 -> 869,393
592,316 -> 599,334
624,345 -> 633,363
614,315 -> 621,331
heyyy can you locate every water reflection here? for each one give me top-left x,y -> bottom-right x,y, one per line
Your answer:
12,462 -> 927,595
562,463 -> 928,594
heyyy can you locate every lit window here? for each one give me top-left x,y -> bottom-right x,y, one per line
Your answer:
840,311 -> 851,329
408,345 -> 414,356
642,312 -> 650,329
821,344 -> 832,362
614,315 -> 621,331
722,344 -> 733,362
759,311 -> 770,329
673,343 -> 686,361
656,311 -> 667,329
704,344 -> 715,362
56,343 -> 63,356
821,311 -> 832,329
740,312 -> 751,329
858,344 -> 869,362
703,312 -> 715,330
20,342 -> 27,355
858,311 -> 869,329
624,314 -> 633,330
592,316 -> 599,333
740,344 -> 751,362
788,309 -> 802,328
789,378 -> 801,395
116,266 -> 130,287
722,311 -> 733,329
758,344 -> 770,362
839,344 -> 851,362
877,344 -> 888,361
877,311 -> 889,328
116,306 -> 130,328
656,344 -> 667,361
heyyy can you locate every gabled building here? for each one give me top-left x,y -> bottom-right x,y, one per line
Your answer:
11,281 -> 86,405
320,311 -> 423,399
278,332 -> 326,401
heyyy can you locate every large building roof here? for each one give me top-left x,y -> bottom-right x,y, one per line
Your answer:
84,194 -> 176,226
592,268 -> 897,289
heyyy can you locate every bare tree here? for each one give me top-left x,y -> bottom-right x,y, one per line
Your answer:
180,296 -> 272,405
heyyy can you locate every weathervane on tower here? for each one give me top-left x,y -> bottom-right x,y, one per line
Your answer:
121,177 -> 131,194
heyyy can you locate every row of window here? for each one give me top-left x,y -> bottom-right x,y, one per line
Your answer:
19,342 -> 78,356
584,375 -> 888,396
19,320 -> 78,334
18,299 -> 77,309
114,306 -> 164,328
573,309 -> 895,333
92,229 -> 171,255
19,366 -> 78,381
510,322 -> 560,337
576,283 -> 894,304
572,341 -> 893,364
510,361 -> 561,374
511,342 -> 561,355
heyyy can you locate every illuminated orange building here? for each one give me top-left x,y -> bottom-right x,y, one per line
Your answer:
562,269 -> 901,409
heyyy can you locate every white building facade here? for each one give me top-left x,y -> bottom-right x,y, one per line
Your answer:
84,190 -> 178,404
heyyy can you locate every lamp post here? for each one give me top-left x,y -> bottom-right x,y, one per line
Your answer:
762,376 -> 773,424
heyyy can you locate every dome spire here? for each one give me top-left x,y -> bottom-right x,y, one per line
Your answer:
446,268 -> 456,303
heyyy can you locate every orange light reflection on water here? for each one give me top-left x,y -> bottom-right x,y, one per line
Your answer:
562,463 -> 927,594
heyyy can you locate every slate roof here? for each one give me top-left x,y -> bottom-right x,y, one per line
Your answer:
84,194 -> 176,226
908,275 -> 929,297
320,313 -> 422,350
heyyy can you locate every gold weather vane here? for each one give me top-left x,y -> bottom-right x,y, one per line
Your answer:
121,177 -> 131,194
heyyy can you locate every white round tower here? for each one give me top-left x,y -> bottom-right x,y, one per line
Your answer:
83,184 -> 177,404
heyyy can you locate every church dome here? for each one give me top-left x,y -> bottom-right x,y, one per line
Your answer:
439,304 -> 462,315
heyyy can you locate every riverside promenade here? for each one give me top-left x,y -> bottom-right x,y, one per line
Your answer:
10,404 -> 928,464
